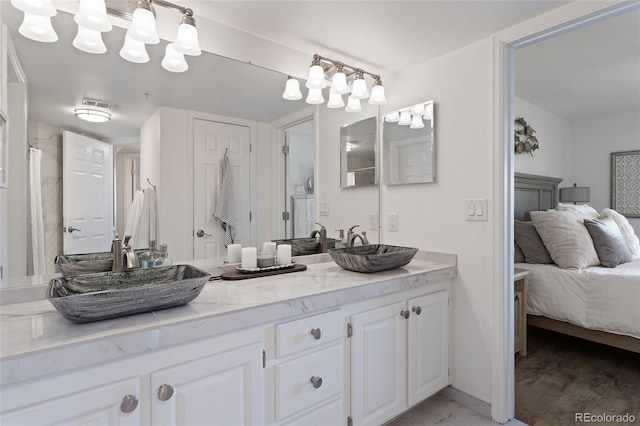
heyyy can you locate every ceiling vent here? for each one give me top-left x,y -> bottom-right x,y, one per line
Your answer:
81,98 -> 120,111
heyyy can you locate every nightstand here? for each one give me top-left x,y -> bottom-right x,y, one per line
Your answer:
514,268 -> 529,356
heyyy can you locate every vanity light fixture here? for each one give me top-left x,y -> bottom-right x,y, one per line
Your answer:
283,54 -> 386,112
386,101 -> 432,130
74,108 -> 111,123
11,0 -> 201,73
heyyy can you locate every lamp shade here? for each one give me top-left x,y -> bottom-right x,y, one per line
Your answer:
345,96 -> 362,113
385,111 -> 400,122
330,71 -> 349,95
282,77 -> 302,100
161,43 -> 188,73
351,77 -> 369,99
174,23 -> 201,56
74,0 -> 112,32
127,6 -> 159,44
368,83 -> 387,105
306,65 -> 327,89
410,114 -> 424,129
74,108 -> 111,123
73,25 -> 106,54
305,88 -> 324,105
19,13 -> 58,42
398,110 -> 411,126
119,35 -> 149,63
11,0 -> 56,16
327,92 -> 345,109
559,184 -> 590,204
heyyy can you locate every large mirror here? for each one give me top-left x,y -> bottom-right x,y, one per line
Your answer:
383,100 -> 435,185
340,116 -> 377,188
0,4 -> 335,278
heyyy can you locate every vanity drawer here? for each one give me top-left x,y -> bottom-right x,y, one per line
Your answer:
275,310 -> 342,358
280,397 -> 343,426
275,343 -> 343,421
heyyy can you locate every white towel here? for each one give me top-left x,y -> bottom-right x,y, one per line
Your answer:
213,155 -> 237,245
29,148 -> 46,275
124,189 -> 145,248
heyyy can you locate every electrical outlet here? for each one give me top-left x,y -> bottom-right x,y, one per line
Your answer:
369,213 -> 379,230
388,213 -> 398,232
319,201 -> 329,216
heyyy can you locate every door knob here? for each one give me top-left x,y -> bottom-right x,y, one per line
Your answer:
120,395 -> 139,413
196,229 -> 212,238
157,384 -> 175,401
412,306 -> 422,315
66,226 -> 82,233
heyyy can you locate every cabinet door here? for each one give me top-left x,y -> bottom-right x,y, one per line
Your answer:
2,377 -> 142,426
350,301 -> 406,426
407,290 -> 449,407
151,342 -> 263,426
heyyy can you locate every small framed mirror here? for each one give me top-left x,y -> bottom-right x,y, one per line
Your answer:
383,100 -> 435,185
340,116 -> 377,188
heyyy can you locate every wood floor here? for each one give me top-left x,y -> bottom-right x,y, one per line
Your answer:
515,326 -> 640,426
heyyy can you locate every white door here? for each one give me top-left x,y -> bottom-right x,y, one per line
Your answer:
151,343 -> 264,426
63,131 -> 113,254
193,119 -> 251,261
350,301 -> 407,426
1,378 -> 142,426
407,290 -> 450,407
390,138 -> 431,184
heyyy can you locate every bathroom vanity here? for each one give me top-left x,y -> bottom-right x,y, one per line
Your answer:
0,251 -> 456,426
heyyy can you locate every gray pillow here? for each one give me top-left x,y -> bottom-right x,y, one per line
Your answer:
514,220 -> 553,264
583,218 -> 632,268
515,243 -> 525,263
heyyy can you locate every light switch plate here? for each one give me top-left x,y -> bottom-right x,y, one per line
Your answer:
319,201 -> 329,216
369,213 -> 379,230
466,199 -> 488,221
388,213 -> 398,232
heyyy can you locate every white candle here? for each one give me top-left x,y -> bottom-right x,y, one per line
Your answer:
262,241 -> 277,254
241,247 -> 257,269
277,244 -> 292,265
227,244 -> 242,264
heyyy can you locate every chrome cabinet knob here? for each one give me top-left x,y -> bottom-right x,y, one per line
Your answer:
310,376 -> 323,389
196,229 -> 212,238
157,384 -> 175,401
412,306 -> 422,315
120,395 -> 139,413
401,310 -> 411,319
310,328 -> 323,340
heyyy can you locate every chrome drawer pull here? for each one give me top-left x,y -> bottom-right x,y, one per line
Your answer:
401,310 -> 410,319
310,328 -> 323,340
412,306 -> 422,315
158,384 -> 175,401
120,395 -> 138,413
310,376 -> 323,389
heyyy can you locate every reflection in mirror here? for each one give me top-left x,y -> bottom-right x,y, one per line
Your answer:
383,101 -> 434,185
340,116 -> 377,188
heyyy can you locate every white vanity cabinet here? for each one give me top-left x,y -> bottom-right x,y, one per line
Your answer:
0,329 -> 265,426
349,288 -> 450,426
266,309 -> 345,426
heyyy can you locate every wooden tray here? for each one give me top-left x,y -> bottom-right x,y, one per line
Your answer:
221,264 -> 307,280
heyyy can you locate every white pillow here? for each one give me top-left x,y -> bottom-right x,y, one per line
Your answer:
530,210 -> 600,269
557,203 -> 599,220
599,208 -> 640,259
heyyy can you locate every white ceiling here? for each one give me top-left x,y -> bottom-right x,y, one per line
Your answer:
4,1 -> 638,143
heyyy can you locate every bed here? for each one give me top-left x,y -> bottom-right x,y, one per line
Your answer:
514,172 -> 640,353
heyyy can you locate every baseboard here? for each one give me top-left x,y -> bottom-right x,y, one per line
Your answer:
439,386 -> 492,419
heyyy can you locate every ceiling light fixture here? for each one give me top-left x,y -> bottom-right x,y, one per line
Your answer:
283,54 -> 386,112
12,0 -> 200,73
74,108 -> 111,123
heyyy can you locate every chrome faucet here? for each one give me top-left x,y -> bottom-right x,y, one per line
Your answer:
123,236 -> 140,270
112,233 -> 140,272
112,233 -> 124,272
310,223 -> 328,253
347,225 -> 369,247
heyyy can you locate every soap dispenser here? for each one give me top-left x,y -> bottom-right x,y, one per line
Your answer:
335,229 -> 346,249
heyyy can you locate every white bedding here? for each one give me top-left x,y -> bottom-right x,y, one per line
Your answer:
515,261 -> 640,339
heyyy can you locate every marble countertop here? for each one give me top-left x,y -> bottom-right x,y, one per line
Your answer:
0,251 -> 456,386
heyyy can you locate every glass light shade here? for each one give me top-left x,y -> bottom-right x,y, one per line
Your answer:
351,78 -> 370,99
305,88 -> 325,105
11,0 -> 56,16
410,103 -> 426,116
19,13 -> 58,42
74,0 -> 111,32
74,108 -> 111,123
119,35 -> 149,63
423,102 -> 434,119
385,111 -> 400,122
73,25 -> 106,54
161,43 -> 188,73
368,84 -> 387,105
345,96 -> 362,113
174,23 -> 201,56
398,110 -> 412,125
330,71 -> 349,95
127,7 -> 159,44
282,78 -> 302,100
306,65 -> 327,89
327,92 -> 345,109
410,114 -> 424,129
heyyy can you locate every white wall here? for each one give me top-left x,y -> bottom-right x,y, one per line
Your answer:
381,38 -> 494,403
572,110 -> 640,235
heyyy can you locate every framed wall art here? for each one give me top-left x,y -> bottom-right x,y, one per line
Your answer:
611,150 -> 640,218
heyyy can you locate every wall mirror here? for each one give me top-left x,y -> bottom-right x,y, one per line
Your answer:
340,116 -> 377,188
383,100 -> 435,185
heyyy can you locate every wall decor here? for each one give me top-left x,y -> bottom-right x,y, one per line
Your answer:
611,150 -> 640,218
514,117 -> 539,156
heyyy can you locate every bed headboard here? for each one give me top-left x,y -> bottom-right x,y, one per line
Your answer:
514,173 -> 563,220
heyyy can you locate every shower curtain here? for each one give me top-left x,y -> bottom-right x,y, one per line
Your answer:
29,147 -> 46,275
